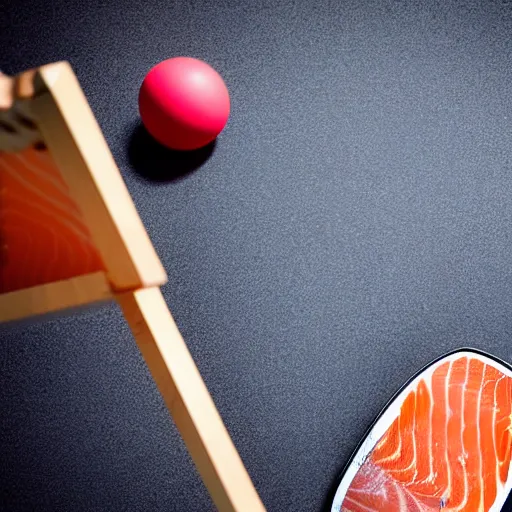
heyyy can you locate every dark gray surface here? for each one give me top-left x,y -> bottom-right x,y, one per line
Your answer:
1,0 -> 512,510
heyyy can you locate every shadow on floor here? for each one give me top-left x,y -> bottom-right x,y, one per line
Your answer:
127,123 -> 216,183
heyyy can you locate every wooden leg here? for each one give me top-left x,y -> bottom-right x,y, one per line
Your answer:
117,287 -> 266,512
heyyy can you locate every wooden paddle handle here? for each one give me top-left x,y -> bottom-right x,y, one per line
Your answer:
117,287 -> 266,512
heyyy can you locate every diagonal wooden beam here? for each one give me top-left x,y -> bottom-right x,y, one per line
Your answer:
118,287 -> 266,512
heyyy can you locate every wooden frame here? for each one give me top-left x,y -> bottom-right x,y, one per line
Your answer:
31,63 -> 166,291
0,63 -> 265,511
0,272 -> 112,323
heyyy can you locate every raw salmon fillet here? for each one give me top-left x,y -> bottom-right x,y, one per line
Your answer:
0,146 -> 104,293
332,352 -> 512,512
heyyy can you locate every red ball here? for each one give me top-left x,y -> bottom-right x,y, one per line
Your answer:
139,57 -> 230,150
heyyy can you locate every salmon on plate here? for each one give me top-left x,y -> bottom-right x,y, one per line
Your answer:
331,350 -> 512,512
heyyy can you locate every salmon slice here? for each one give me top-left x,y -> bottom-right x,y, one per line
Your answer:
331,350 -> 512,512
0,146 -> 104,293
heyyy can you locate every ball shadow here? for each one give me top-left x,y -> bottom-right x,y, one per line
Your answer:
127,123 -> 216,183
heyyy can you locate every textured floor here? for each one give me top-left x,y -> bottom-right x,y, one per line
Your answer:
1,0 -> 512,510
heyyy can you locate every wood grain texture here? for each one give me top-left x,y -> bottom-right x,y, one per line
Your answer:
30,62 -> 167,291
0,271 -> 112,323
117,287 -> 267,512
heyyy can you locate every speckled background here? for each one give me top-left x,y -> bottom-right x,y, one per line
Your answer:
1,0 -> 512,510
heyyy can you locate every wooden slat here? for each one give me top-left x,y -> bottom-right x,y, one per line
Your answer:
30,62 -> 166,291
0,72 -> 14,110
117,287 -> 266,512
0,271 -> 113,323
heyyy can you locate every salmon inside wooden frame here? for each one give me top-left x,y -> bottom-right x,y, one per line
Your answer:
0,62 -> 265,512
331,349 -> 512,512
